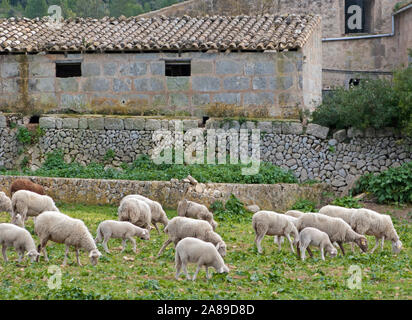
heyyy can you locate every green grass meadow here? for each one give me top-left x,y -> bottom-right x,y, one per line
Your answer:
0,203 -> 410,300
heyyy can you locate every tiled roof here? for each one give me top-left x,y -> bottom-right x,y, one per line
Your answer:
0,14 -> 321,53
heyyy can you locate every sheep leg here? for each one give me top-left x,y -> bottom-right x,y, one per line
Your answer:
17,250 -> 24,263
153,223 -> 160,234
183,264 -> 191,280
75,249 -> 82,266
205,266 -> 211,279
337,242 -> 346,255
121,239 -> 127,253
102,237 -> 111,254
127,237 -> 137,253
157,238 -> 172,258
381,236 -> 385,251
62,245 -> 70,266
306,247 -> 314,258
2,245 -> 8,262
175,253 -> 182,280
255,233 -> 265,254
286,234 -> 295,253
370,237 -> 380,254
193,264 -> 201,281
299,244 -> 306,261
320,246 -> 325,261
39,238 -> 49,262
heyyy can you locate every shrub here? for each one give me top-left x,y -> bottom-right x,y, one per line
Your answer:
311,78 -> 400,131
352,162 -> 412,204
331,196 -> 361,208
393,64 -> 412,137
290,199 -> 316,212
211,194 -> 251,222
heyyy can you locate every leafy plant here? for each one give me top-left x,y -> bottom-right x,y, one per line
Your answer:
331,196 -> 361,208
16,126 -> 32,145
291,199 -> 316,212
211,194 -> 251,222
104,149 -> 116,162
352,162 -> 412,204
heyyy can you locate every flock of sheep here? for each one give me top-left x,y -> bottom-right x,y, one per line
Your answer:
0,178 -> 404,281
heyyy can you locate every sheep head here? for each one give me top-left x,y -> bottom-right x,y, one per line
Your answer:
216,242 -> 227,257
217,264 -> 229,274
392,240 -> 402,254
355,236 -> 368,252
141,229 -> 150,240
26,249 -> 40,262
89,249 -> 102,266
12,214 -> 24,227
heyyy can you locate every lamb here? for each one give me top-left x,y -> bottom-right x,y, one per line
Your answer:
95,220 -> 150,254
298,227 -> 338,261
10,178 -> 45,196
319,205 -> 402,254
0,223 -> 40,263
34,211 -> 102,266
252,211 -> 299,254
177,199 -> 218,230
157,216 -> 227,258
295,213 -> 368,256
174,237 -> 229,281
117,197 -> 152,230
273,214 -> 299,250
11,190 -> 59,227
122,195 -> 169,233
0,192 -> 12,215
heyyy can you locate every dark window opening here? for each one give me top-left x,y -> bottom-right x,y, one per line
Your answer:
165,60 -> 191,77
29,115 -> 40,124
56,62 -> 82,78
349,78 -> 361,87
202,116 -> 210,126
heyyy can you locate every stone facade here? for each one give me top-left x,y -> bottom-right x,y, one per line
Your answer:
0,175 -> 331,211
148,0 -> 412,89
0,48 -> 321,117
1,114 -> 411,194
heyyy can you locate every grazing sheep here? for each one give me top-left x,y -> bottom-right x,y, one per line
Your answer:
123,195 -> 168,233
295,213 -> 368,256
0,223 -> 40,262
0,192 -> 12,215
11,190 -> 59,227
319,205 -> 403,254
95,220 -> 150,253
10,178 -> 45,196
177,199 -> 218,230
252,211 -> 299,254
117,197 -> 152,230
350,208 -> 402,254
298,227 -> 338,261
175,237 -> 229,281
157,216 -> 227,258
34,211 -> 102,266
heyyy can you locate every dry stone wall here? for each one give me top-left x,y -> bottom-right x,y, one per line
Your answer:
0,114 -> 411,194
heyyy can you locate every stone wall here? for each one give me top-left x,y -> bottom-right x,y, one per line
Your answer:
0,175 -> 331,211
0,50 -> 310,118
1,114 -> 411,194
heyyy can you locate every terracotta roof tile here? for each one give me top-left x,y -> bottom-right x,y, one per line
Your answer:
0,14 -> 321,53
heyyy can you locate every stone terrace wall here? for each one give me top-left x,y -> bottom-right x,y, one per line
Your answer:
0,114 -> 411,194
0,175 -> 331,211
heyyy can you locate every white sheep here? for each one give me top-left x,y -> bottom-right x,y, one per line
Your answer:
0,223 -> 40,263
350,208 -> 403,254
95,220 -> 150,253
123,194 -> 169,233
118,197 -> 152,230
252,211 -> 299,254
0,192 -> 12,215
157,216 -> 227,258
11,189 -> 59,227
295,213 -> 368,256
319,205 -> 402,254
175,237 -> 229,281
34,211 -> 102,266
298,227 -> 338,261
177,199 -> 218,230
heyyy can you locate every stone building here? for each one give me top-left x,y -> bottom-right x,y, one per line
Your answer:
142,0 -> 412,91
0,14 -> 322,117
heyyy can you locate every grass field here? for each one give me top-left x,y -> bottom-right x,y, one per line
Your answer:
0,203 -> 410,300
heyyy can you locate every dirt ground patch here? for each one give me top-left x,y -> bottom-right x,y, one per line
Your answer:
359,201 -> 412,222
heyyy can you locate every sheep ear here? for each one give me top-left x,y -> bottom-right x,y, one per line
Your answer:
215,243 -> 221,250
